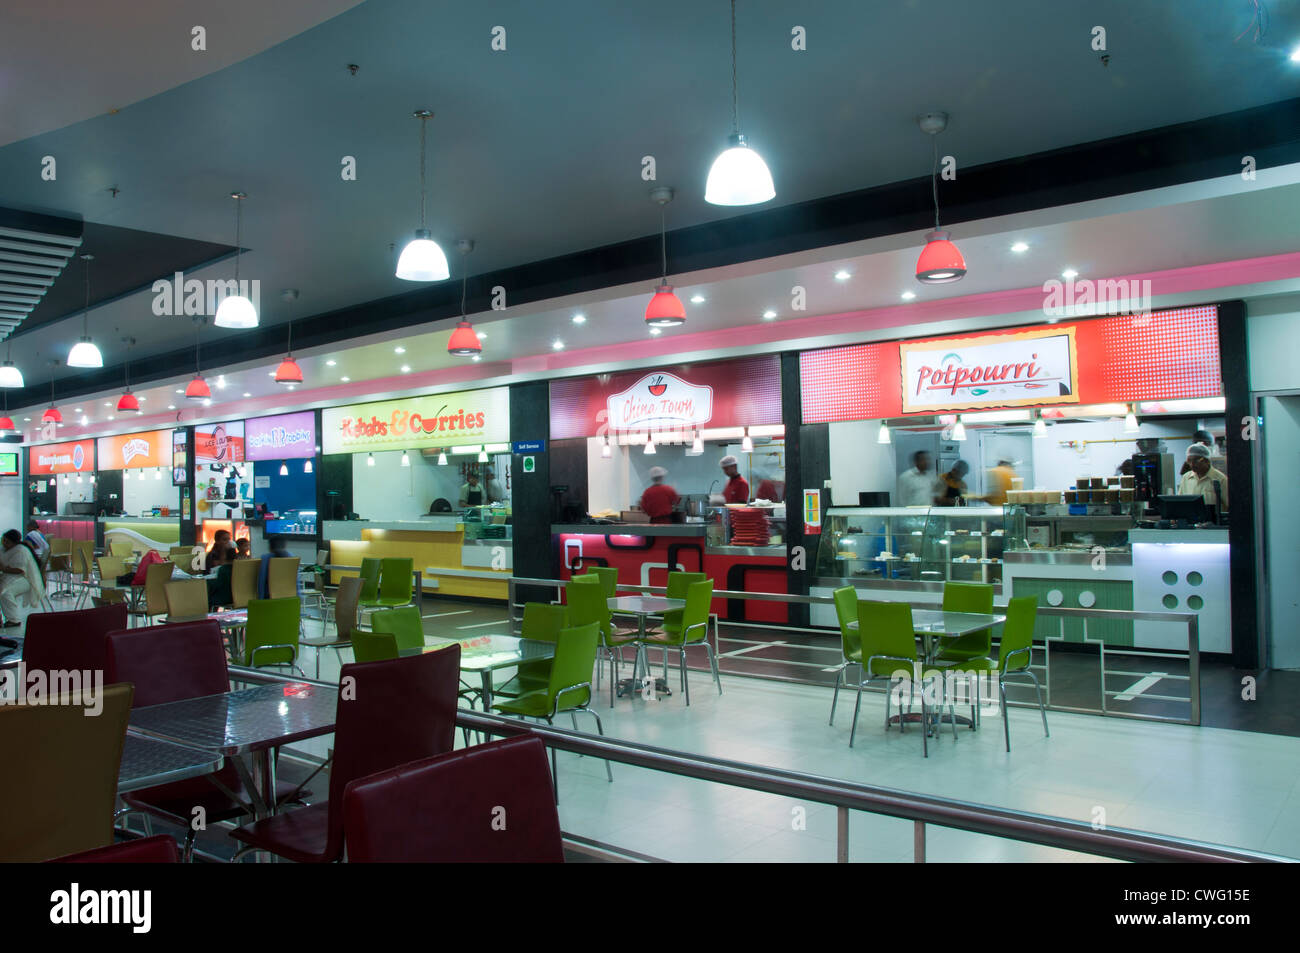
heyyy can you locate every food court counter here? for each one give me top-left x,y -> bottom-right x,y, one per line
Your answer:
323,519 -> 512,600
552,523 -> 790,624
101,517 -> 182,552
33,516 -> 96,541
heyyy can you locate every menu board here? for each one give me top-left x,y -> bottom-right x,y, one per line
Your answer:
246,412 -> 316,461
28,439 -> 95,475
322,388 -> 509,454
97,429 -> 173,470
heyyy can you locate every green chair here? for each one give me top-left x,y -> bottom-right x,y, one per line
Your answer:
567,575 -> 638,707
850,600 -> 953,757
356,558 -> 382,604
244,597 -> 304,674
934,596 -> 1048,751
932,581 -> 995,663
494,603 -> 567,700
638,580 -> 720,705
368,605 -> 424,651
361,558 -> 414,611
493,621 -> 611,797
582,566 -> 619,598
828,586 -> 862,726
350,629 -> 399,663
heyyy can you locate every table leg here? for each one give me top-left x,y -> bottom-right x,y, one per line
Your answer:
230,754 -> 272,820
480,670 -> 493,712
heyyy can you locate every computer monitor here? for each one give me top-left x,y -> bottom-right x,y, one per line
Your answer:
1157,494 -> 1211,523
859,491 -> 890,507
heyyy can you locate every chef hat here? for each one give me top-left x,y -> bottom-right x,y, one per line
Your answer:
1186,443 -> 1211,459
720,455 -> 739,467
649,466 -> 667,479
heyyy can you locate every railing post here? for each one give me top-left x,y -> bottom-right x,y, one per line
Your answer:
913,821 -> 926,862
837,806 -> 849,862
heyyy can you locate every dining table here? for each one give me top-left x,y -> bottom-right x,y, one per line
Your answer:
606,595 -> 686,702
117,733 -> 224,794
398,633 -> 556,710
127,682 -> 336,819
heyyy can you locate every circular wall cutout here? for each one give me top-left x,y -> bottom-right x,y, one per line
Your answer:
1162,594 -> 1179,609
1046,589 -> 1064,606
1187,571 -> 1203,587
1078,590 -> 1097,608
1162,571 -> 1178,586
1187,595 -> 1204,610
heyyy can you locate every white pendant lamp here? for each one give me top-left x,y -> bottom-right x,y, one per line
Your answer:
478,446 -> 489,463
704,0 -> 775,206
644,435 -> 656,455
304,460 -> 313,474
601,438 -> 612,459
689,431 -> 704,456
1033,413 -> 1047,438
437,450 -> 448,466
213,193 -> 258,328
952,416 -> 967,441
395,110 -> 450,281
367,453 -> 375,467
0,341 -> 23,388
67,254 -> 104,368
279,462 -> 289,476
1123,404 -> 1140,433
877,421 -> 891,445
741,428 -> 754,453
401,450 -> 410,467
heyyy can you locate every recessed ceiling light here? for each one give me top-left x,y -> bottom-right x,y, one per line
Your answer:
341,376 -> 351,382
23,417 -> 30,422
107,415 -> 114,421
175,389 -> 183,394
834,270 -> 851,281
202,398 -> 212,406
102,402 -> 110,407
477,332 -> 487,340
400,365 -> 411,373
79,415 -> 88,425
1010,241 -> 1029,253
901,291 -> 916,301
287,386 -> 295,391
216,375 -> 227,389
762,310 -> 777,320
471,355 -> 481,362
552,340 -> 564,351
267,372 -> 275,377
394,346 -> 406,354
167,405 -> 175,411
243,392 -> 251,398
137,395 -> 145,401
571,313 -> 586,324
1062,268 -> 1078,279
74,407 -> 83,413
690,294 -> 706,304
649,328 -> 662,336
326,360 -> 337,367
1291,46 -> 1300,63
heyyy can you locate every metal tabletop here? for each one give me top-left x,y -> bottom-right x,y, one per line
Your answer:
209,609 -> 248,627
608,595 -> 685,616
909,610 -> 1004,635
128,683 -> 337,757
118,733 -> 223,794
399,634 -> 556,672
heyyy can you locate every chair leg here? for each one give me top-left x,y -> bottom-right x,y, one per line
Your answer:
829,664 -> 844,725
919,680 -> 928,758
849,678 -> 865,748
1026,669 -> 1050,738
704,640 -> 722,695
585,708 -> 613,782
884,676 -> 892,730
1001,680 -> 1011,752
681,647 -> 690,706
183,828 -> 198,863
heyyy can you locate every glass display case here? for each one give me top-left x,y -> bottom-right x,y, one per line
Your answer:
816,506 -> 1020,587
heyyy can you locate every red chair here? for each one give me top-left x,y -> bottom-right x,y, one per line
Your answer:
231,647 -> 461,863
51,834 -> 180,863
22,603 -> 128,677
343,735 -> 563,863
105,620 -> 307,861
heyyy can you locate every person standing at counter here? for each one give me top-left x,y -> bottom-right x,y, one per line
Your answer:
983,460 -> 1018,505
1179,430 -> 1217,478
897,451 -> 942,507
936,460 -> 970,506
1177,443 -> 1229,511
459,471 -> 484,507
720,455 -> 750,504
484,467 -> 505,504
640,466 -> 680,523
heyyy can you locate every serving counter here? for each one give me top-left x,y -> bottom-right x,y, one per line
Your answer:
102,517 -> 181,553
552,522 -> 790,623
324,517 -> 512,600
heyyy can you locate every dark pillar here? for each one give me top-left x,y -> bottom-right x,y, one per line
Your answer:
510,380 -> 555,601
782,352 -> 831,628
1218,300 -> 1258,669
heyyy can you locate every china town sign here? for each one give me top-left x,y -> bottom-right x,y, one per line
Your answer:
605,372 -> 714,431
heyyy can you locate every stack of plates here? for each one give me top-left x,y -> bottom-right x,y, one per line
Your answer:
728,508 -> 770,546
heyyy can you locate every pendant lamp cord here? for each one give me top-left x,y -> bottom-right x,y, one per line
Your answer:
660,205 -> 667,277
730,0 -> 740,134
195,320 -> 202,375
82,256 -> 91,337
931,133 -> 941,230
287,317 -> 293,355
460,250 -> 468,318
233,197 -> 242,282
418,115 -> 428,229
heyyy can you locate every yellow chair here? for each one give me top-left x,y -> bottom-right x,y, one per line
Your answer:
142,561 -> 175,623
164,579 -> 209,622
231,558 -> 260,609
267,557 -> 301,601
109,540 -> 133,559
96,555 -> 125,583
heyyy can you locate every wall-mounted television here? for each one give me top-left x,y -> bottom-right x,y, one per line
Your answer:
0,452 -> 17,476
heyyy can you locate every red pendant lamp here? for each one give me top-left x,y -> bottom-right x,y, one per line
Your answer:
0,388 -> 14,432
187,321 -> 210,400
645,187 -> 686,328
274,297 -> 304,384
447,239 -> 482,357
914,113 -> 966,285
42,365 -> 61,422
117,336 -> 141,412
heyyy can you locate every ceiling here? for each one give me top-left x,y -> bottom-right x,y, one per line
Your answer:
2,0 -> 1299,429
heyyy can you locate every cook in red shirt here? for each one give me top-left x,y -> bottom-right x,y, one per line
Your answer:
720,455 -> 750,504
640,466 -> 680,523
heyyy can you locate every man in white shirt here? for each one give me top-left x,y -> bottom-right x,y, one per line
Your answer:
1177,443 -> 1228,512
484,467 -> 506,504
897,450 -> 941,507
23,520 -> 49,564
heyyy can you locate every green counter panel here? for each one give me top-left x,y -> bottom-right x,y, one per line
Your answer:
1010,577 -> 1134,647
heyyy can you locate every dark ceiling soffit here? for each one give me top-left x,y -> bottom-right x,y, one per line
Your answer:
20,96 -> 1300,407
0,206 -> 83,240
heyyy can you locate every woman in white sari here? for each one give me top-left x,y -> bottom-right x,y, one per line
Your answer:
0,528 -> 45,625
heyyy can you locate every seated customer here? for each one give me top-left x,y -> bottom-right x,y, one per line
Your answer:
207,562 -> 233,610
0,529 -> 45,626
234,537 -> 252,559
23,521 -> 49,564
205,530 -> 236,571
257,535 -> 300,598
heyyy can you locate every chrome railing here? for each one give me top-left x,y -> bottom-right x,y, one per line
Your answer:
229,666 -> 1283,864
506,576 -> 1202,725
